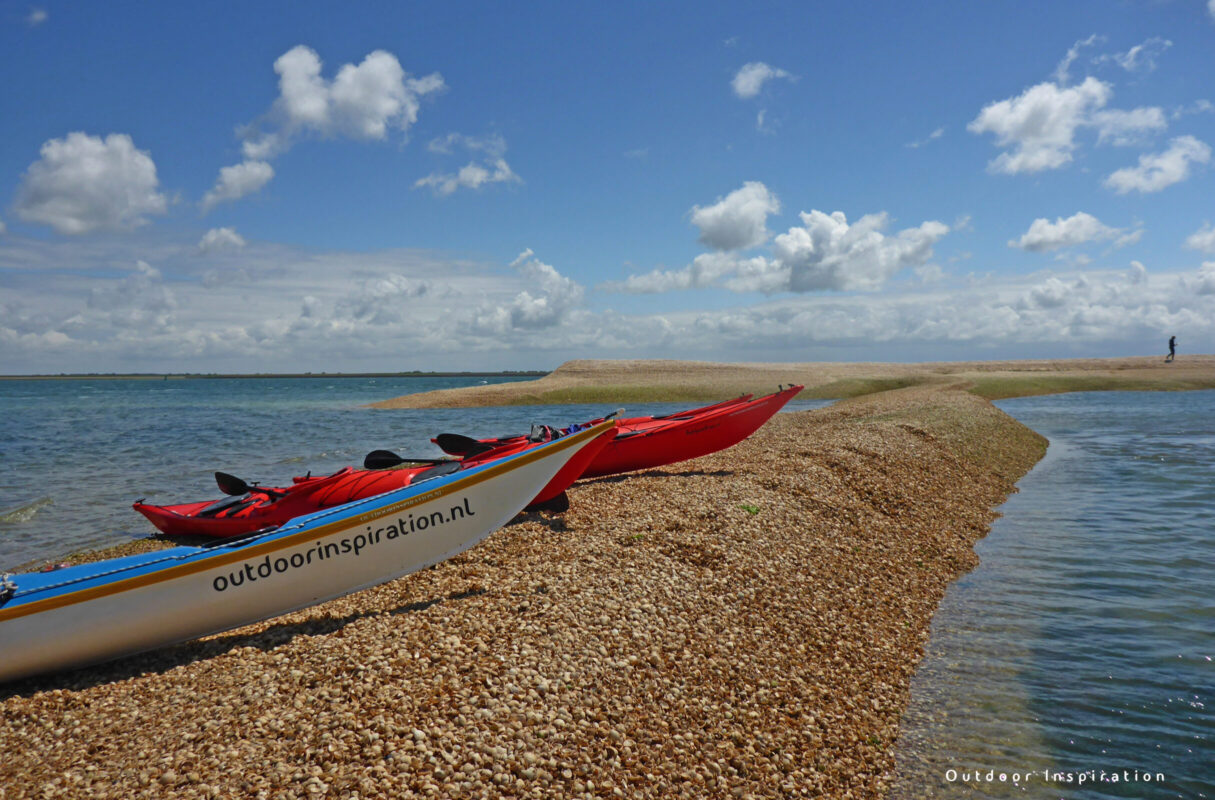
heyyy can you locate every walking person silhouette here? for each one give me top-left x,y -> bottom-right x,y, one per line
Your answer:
1166,335 -> 1176,362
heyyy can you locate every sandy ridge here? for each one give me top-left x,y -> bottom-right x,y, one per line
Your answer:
369,355 -> 1215,408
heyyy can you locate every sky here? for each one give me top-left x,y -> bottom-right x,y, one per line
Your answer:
2,1 -> 1214,374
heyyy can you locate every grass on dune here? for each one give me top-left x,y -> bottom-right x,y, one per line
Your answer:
503,384 -> 761,406
799,377 -> 928,399
964,373 -> 1215,400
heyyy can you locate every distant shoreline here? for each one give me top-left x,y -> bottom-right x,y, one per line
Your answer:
0,371 -> 549,381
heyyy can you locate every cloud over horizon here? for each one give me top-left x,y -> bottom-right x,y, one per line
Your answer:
2,232 -> 1211,373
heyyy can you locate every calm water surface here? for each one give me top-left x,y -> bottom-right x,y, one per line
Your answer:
894,391 -> 1214,800
0,376 -> 825,569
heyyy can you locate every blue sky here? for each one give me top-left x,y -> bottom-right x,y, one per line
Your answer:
2,1 -> 1214,373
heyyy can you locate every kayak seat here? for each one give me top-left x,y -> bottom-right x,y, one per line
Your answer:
527,424 -> 557,443
411,460 -> 462,484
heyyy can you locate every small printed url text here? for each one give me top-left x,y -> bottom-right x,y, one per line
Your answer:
945,768 -> 1165,787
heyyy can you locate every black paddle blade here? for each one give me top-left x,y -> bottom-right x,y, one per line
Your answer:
364,450 -> 450,470
215,471 -> 251,496
433,433 -> 497,457
364,449 -> 405,470
433,433 -> 482,455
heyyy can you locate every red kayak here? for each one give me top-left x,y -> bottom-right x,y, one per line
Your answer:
434,385 -> 802,480
580,385 -> 801,477
134,427 -> 615,539
433,393 -> 755,456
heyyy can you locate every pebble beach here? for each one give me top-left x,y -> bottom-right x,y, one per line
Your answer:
0,367 -> 1056,799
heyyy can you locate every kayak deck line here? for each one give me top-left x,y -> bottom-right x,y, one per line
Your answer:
0,420 -> 616,623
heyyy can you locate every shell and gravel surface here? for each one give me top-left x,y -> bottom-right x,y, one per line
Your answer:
1,384 -> 1045,799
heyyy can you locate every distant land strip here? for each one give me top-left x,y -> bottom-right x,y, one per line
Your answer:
0,371 -> 549,381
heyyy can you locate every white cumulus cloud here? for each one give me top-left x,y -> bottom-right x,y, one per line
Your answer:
906,127 -> 945,149
198,227 -> 247,253
210,45 -> 445,205
201,160 -> 274,212
690,181 -> 781,251
334,275 -> 433,326
415,133 -> 521,196
731,62 -> 793,99
85,260 -> 176,332
1185,223 -> 1215,254
1187,262 -> 1215,295
466,250 -> 585,335
611,198 -> 949,295
415,160 -> 520,196
249,45 -> 445,152
612,252 -> 769,294
969,76 -> 1165,173
1091,107 -> 1167,146
1010,212 -> 1124,252
1104,135 -> 1211,194
426,133 -> 506,156
1053,34 -> 1103,85
1095,37 -> 1172,74
1172,99 -> 1214,120
506,249 -> 585,328
969,78 -> 1110,173
772,211 -> 950,292
14,132 -> 168,235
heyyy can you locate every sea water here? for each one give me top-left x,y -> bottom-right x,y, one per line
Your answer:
893,391 -> 1214,799
0,376 -> 826,570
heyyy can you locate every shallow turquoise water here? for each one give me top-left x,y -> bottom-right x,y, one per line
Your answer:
894,391 -> 1214,799
0,376 -> 824,569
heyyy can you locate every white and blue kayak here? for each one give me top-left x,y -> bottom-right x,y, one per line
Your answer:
0,420 -> 616,683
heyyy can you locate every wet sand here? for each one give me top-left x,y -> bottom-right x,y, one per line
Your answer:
3,357 -> 1208,797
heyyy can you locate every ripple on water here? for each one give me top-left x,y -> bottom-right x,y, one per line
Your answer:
0,497 -> 53,525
